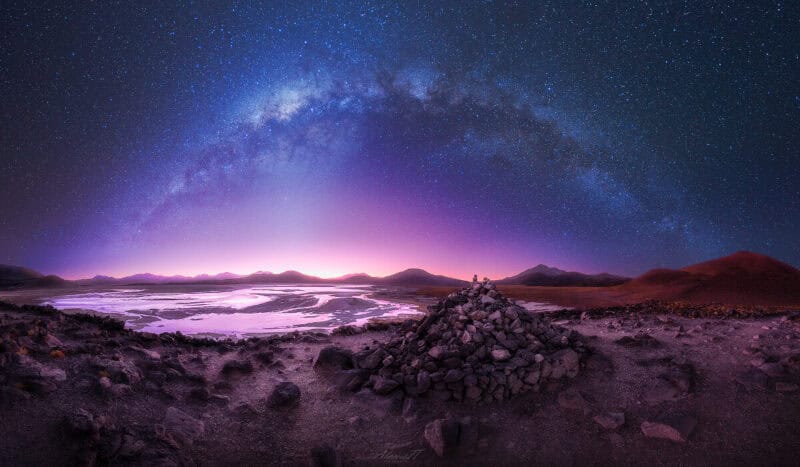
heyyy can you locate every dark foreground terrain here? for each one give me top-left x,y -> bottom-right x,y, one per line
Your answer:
1,296 -> 800,466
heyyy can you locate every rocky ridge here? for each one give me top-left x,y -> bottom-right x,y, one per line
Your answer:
350,277 -> 588,403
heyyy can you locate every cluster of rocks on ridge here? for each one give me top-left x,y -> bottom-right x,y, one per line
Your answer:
317,277 -> 587,403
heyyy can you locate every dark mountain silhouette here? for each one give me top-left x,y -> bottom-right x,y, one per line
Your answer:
232,270 -> 323,284
69,268 -> 466,287
329,273 -> 380,284
378,268 -> 468,287
496,264 -> 629,287
0,265 -> 67,289
75,272 -> 242,285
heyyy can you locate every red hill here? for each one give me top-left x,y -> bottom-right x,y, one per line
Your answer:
622,251 -> 800,306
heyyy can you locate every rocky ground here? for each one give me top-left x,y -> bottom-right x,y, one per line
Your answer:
1,289 -> 800,466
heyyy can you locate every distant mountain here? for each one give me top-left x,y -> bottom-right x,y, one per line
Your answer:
236,270 -> 324,284
0,265 -> 67,289
379,268 -> 468,287
329,273 -> 380,284
620,251 -> 800,305
74,271 -> 245,285
2,265 -> 463,289
496,264 -> 629,287
196,272 -> 239,280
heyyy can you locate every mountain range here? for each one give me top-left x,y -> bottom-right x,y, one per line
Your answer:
2,251 -> 799,307
496,264 -> 629,287
0,262 -> 623,289
0,265 -> 471,289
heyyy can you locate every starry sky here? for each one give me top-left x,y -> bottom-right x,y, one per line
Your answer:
1,1 -> 798,280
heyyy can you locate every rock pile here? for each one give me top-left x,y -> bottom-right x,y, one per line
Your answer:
354,277 -> 587,403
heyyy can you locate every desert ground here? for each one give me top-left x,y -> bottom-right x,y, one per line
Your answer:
2,283 -> 799,466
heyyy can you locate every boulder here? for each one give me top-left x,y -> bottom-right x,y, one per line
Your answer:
313,346 -> 354,372
267,382 -> 301,408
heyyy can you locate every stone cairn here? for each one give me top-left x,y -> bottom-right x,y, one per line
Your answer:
355,277 -> 587,403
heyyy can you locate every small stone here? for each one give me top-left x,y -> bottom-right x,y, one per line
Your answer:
460,331 -> 471,344
209,394 -> 230,406
401,397 -> 418,422
98,376 -> 112,391
424,418 -> 460,457
593,412 -> 625,430
428,346 -> 447,360
490,348 -> 511,362
372,376 -> 400,395
641,415 -> 696,442
267,382 -> 301,408
416,371 -> 431,392
358,350 -> 384,369
524,370 -> 540,385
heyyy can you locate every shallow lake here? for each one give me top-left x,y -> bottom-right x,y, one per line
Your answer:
42,284 -> 426,337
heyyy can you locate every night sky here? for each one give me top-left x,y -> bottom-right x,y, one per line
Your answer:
1,1 -> 798,279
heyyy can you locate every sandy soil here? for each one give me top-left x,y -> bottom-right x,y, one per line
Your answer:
2,299 -> 800,466
420,284 -> 800,310
420,284 -> 653,308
